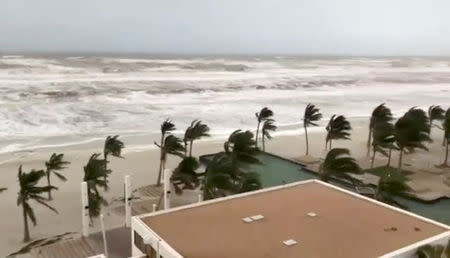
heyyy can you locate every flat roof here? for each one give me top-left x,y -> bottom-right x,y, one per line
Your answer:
139,180 -> 449,258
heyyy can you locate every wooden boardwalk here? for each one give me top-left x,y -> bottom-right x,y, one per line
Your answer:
32,237 -> 98,258
135,184 -> 163,199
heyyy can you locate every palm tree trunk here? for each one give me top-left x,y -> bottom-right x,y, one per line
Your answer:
189,140 -> 194,157
156,156 -> 164,186
387,148 -> 392,167
325,139 -> 328,150
47,172 -> 52,200
397,148 -> 404,172
156,133 -> 165,186
103,153 -> 108,181
23,205 -> 30,242
444,133 -> 447,147
262,135 -> 265,151
370,148 -> 376,168
184,141 -> 187,156
329,139 -> 332,150
304,125 -> 309,155
255,122 -> 261,147
366,127 -> 372,156
443,140 -> 449,166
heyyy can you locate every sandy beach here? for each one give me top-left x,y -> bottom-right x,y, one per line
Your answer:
0,118 -> 449,256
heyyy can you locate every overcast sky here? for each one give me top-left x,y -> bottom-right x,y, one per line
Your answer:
1,0 -> 450,55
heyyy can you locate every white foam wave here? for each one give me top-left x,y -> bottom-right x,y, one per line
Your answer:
0,56 -> 449,154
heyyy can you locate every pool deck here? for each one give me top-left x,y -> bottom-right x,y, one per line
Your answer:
295,155 -> 450,202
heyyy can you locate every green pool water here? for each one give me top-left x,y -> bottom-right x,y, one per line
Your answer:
201,152 -> 450,225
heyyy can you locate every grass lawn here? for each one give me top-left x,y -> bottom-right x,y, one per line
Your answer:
363,166 -> 413,181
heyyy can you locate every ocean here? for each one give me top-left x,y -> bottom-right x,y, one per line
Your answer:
0,55 -> 449,154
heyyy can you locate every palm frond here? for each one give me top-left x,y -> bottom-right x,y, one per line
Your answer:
262,119 -> 277,140
163,135 -> 185,158
321,148 -> 361,182
256,107 -> 274,122
304,103 -> 322,127
161,118 -> 176,135
370,103 -> 393,128
104,135 -> 124,158
428,105 -> 445,124
394,107 -> 431,150
326,115 -> 352,142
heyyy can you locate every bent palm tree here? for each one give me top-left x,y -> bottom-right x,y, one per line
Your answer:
205,130 -> 261,199
375,171 -> 410,209
156,119 -> 176,186
428,105 -> 445,136
171,157 -> 201,194
367,104 -> 393,156
394,108 -> 431,172
255,107 -> 273,147
261,119 -> 277,151
325,115 -> 351,150
371,121 -> 397,168
45,153 -> 70,200
416,241 -> 448,258
439,108 -> 450,167
189,120 -> 210,156
303,104 -> 322,155
183,122 -> 195,156
17,165 -> 57,242
83,153 -> 111,221
103,135 -> 124,161
155,135 -> 185,179
319,148 -> 361,185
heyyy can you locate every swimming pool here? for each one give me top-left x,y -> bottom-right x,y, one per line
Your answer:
200,152 -> 450,225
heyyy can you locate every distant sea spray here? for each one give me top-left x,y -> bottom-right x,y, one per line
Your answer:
0,55 -> 449,153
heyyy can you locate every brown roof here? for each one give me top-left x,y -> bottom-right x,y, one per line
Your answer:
140,181 -> 448,258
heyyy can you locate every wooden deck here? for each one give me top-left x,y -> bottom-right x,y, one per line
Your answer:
135,184 -> 163,199
32,237 -> 98,258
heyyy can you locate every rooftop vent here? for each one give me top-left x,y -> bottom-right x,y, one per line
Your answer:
250,214 -> 264,221
283,239 -> 298,246
307,212 -> 317,217
242,217 -> 253,223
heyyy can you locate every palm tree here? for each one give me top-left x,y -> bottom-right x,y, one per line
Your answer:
394,108 -> 431,172
375,171 -> 410,209
188,120 -> 210,156
156,119 -> 176,186
171,157 -> 201,194
428,105 -> 445,136
155,135 -> 185,181
261,119 -> 277,151
303,104 -> 322,155
371,121 -> 397,168
205,130 -> 261,199
416,240 -> 449,258
83,153 -> 111,221
439,108 -> 450,167
103,135 -> 124,161
17,165 -> 57,242
367,104 -> 393,156
45,153 -> 70,200
319,148 -> 361,185
325,115 -> 351,150
183,122 -> 195,156
255,107 -> 274,147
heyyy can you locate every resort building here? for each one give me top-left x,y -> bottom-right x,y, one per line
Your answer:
131,179 -> 450,258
